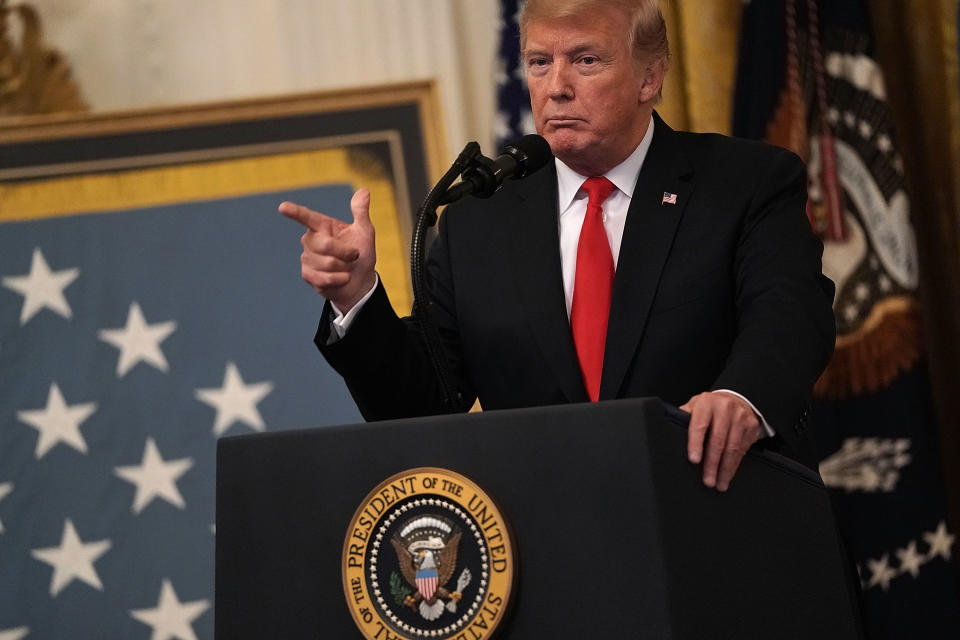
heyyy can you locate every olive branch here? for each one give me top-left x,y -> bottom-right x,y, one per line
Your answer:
390,571 -> 412,606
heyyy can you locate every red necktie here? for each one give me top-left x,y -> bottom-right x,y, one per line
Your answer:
571,176 -> 616,402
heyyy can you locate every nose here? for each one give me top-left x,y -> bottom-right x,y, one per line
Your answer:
546,60 -> 574,100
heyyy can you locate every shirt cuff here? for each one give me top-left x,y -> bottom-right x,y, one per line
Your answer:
329,273 -> 380,340
712,389 -> 775,438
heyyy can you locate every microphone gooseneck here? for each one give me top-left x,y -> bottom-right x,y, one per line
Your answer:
411,136 -> 553,413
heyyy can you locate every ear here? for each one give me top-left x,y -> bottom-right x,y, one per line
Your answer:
638,59 -> 667,104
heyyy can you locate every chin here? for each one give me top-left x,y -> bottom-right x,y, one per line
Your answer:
544,133 -> 590,164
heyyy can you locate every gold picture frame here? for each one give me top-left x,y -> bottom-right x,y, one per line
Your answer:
0,80 -> 448,313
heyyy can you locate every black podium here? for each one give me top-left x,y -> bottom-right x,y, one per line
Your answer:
216,398 -> 862,639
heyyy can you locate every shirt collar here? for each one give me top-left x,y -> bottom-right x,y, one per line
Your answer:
555,116 -> 655,215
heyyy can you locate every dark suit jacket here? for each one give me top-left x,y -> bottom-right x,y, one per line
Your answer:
318,113 -> 836,467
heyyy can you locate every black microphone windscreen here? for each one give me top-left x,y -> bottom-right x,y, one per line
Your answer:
507,134 -> 553,178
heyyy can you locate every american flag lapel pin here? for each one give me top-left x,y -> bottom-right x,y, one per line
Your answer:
662,191 -> 678,205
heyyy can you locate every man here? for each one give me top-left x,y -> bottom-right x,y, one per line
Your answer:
279,0 -> 835,492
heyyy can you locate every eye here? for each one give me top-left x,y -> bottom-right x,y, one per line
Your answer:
526,57 -> 551,75
579,55 -> 600,65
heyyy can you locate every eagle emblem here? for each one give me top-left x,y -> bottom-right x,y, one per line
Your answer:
390,515 -> 472,621
342,468 -> 514,639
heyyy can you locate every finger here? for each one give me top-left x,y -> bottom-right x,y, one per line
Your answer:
302,231 -> 361,262
279,201 -> 333,232
717,405 -> 760,489
701,408 -> 731,489
350,189 -> 372,227
686,396 -> 710,464
301,250 -> 354,273
300,264 -> 351,291
716,428 -> 747,492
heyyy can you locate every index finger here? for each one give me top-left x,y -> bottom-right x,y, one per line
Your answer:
278,201 -> 332,232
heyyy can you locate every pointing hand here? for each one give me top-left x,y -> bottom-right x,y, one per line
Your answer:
279,189 -> 377,312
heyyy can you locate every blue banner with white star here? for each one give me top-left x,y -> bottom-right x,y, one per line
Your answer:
495,0 -> 534,151
0,184 -> 365,638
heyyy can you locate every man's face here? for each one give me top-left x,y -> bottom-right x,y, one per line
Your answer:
524,8 -> 658,176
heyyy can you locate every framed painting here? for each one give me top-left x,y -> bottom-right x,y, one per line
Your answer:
0,82 -> 445,639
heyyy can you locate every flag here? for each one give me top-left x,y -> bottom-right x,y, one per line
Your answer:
734,0 -> 960,635
495,0 -> 535,151
0,176 -> 364,637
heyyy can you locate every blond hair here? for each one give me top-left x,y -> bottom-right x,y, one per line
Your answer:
520,0 -> 670,70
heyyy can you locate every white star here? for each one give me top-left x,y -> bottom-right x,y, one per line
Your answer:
843,303 -> 859,323
0,483 -> 11,533
16,383 -> 97,459
513,59 -> 528,83
0,628 -> 29,640
520,108 -> 536,135
843,111 -> 856,128
858,120 -> 873,138
826,107 -> 840,124
115,438 -> 194,514
865,554 -> 897,591
30,519 -> 111,597
876,134 -> 892,152
130,579 -> 210,640
493,110 -> 512,146
854,282 -> 870,301
896,540 -> 925,578
2,248 -> 79,325
493,56 -> 508,86
878,274 -> 892,292
194,362 -> 274,436
98,302 -> 177,378
923,521 -> 955,561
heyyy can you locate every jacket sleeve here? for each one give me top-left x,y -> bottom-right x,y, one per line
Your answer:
710,147 -> 836,460
314,209 -> 477,421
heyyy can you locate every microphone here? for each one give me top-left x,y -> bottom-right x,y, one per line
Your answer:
443,135 -> 553,203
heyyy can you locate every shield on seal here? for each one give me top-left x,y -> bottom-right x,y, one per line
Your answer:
416,567 -> 439,601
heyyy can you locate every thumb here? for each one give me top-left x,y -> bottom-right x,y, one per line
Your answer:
350,188 -> 372,228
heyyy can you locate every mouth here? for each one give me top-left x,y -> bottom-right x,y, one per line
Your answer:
545,117 -> 583,127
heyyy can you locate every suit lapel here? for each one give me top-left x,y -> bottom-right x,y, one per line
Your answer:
507,164 -> 589,403
599,113 -> 695,399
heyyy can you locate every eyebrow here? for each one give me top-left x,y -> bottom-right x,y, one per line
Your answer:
565,44 -> 600,58
523,42 -> 607,59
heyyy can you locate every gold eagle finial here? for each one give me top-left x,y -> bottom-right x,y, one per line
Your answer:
0,0 -> 87,116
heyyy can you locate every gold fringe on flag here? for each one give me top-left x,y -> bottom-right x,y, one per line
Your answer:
814,297 -> 924,399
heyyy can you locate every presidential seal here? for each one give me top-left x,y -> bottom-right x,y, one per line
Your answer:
342,468 -> 515,640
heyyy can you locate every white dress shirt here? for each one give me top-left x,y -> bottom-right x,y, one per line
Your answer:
556,117 -> 654,316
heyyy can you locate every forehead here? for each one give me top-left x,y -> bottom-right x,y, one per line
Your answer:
523,9 -> 631,54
